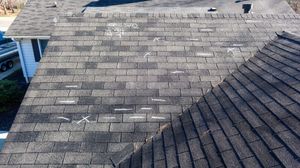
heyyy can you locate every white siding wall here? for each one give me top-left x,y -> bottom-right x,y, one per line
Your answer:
20,39 -> 38,77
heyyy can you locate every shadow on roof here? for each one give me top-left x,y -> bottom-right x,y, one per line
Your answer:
84,0 -> 149,7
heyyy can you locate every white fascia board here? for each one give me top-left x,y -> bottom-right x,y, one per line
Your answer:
4,35 -> 50,39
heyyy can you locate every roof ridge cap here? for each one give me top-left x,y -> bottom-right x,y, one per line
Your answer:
59,11 -> 300,20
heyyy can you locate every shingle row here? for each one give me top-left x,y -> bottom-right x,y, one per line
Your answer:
117,32 -> 300,168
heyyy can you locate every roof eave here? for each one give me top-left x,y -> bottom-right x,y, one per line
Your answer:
4,35 -> 51,39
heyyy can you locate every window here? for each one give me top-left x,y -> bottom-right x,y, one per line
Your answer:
39,39 -> 49,54
31,39 -> 49,62
31,39 -> 41,62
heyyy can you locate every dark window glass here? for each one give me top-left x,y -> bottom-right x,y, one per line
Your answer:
39,39 -> 49,54
31,39 -> 41,62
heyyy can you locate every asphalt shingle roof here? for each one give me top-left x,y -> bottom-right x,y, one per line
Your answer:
4,0 -> 91,37
116,31 -> 300,168
5,0 -> 296,37
0,12 -> 300,167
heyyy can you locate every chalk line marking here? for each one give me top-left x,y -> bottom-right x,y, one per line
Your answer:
245,20 -> 262,23
171,71 -> 185,74
59,100 -> 76,104
151,98 -> 166,102
232,44 -> 244,47
200,28 -> 214,32
114,108 -> 133,111
141,107 -> 153,110
57,117 -> 71,121
196,52 -> 213,57
129,116 -> 145,119
102,117 -> 116,119
53,17 -> 57,24
151,116 -> 166,120
76,116 -> 90,124
65,85 -> 78,88
186,38 -> 199,41
205,89 -> 211,94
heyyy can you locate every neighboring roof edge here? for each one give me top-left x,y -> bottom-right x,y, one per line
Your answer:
113,31 -> 300,167
277,31 -> 300,44
5,9 -> 300,37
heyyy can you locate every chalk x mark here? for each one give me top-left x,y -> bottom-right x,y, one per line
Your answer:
200,130 -> 211,137
227,48 -> 237,53
76,116 -> 90,124
143,52 -> 151,58
153,37 -> 160,42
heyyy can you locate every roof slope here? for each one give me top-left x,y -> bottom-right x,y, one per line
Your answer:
5,0 -> 91,37
117,32 -> 300,168
0,12 -> 299,167
5,0 -> 296,37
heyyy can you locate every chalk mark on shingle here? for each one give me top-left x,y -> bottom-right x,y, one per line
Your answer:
153,37 -> 161,42
151,116 -> 166,120
171,70 -> 185,74
57,117 -> 71,121
65,85 -> 78,88
76,116 -> 90,124
140,107 -> 153,110
114,108 -> 133,111
129,116 -> 145,119
143,52 -> 151,58
151,98 -> 166,102
58,100 -> 76,104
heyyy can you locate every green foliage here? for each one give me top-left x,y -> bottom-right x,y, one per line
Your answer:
0,80 -> 23,113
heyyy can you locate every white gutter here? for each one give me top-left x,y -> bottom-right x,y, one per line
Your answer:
0,132 -> 8,139
15,39 -> 29,83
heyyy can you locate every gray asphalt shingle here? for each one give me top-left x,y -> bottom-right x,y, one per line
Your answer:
1,10 -> 300,167
117,32 -> 300,168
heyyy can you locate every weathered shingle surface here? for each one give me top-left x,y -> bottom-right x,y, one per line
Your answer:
4,0 -> 91,37
1,12 -> 300,167
117,32 -> 300,168
5,0 -> 297,37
